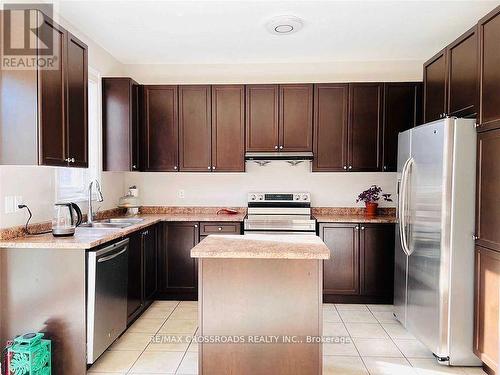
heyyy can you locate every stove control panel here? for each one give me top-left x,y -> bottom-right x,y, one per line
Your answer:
247,192 -> 311,203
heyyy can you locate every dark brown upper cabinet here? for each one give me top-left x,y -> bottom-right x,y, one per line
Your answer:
102,78 -> 140,171
475,129 -> 500,253
211,85 -> 245,172
348,83 -> 383,171
382,82 -> 422,172
245,85 -> 279,151
478,6 -> 500,132
313,84 -> 349,171
66,32 -> 88,168
0,11 -> 88,168
142,85 -> 179,171
279,84 -> 313,151
447,27 -> 478,118
423,49 -> 447,123
179,85 -> 212,172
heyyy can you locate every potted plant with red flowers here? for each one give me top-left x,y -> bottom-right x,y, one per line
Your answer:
356,185 -> 392,216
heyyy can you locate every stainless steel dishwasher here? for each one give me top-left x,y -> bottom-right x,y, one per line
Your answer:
87,238 -> 129,364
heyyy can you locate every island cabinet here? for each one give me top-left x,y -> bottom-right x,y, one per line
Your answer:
246,84 -> 313,152
473,246 -> 500,374
158,222 -> 200,299
478,5 -> 500,132
0,10 -> 88,167
102,77 -> 141,171
127,225 -> 158,323
142,85 -> 179,171
320,222 -> 395,303
382,82 -> 422,172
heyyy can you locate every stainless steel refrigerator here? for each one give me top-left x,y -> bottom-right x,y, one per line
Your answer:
393,117 -> 481,366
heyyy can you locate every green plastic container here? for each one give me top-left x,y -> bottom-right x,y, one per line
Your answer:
7,333 -> 51,375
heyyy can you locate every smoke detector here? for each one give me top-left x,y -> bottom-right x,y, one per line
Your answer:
266,15 -> 304,35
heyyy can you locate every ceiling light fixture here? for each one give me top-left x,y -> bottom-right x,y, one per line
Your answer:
266,15 -> 303,35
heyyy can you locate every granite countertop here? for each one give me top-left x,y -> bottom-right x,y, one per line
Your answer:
0,212 -> 246,250
191,234 -> 330,260
313,214 -> 397,224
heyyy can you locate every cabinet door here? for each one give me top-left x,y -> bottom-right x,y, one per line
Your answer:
142,85 -> 179,171
447,27 -> 478,118
143,226 -> 158,303
360,224 -> 395,298
160,223 -> 199,295
474,246 -> 500,373
131,82 -> 141,171
127,231 -> 143,322
478,6 -> 500,131
211,85 -> 245,172
476,129 -> 500,252
382,83 -> 419,172
38,16 -> 67,166
320,224 -> 359,295
179,85 -> 212,171
348,83 -> 383,171
279,84 -> 313,151
66,32 -> 88,168
313,84 -> 348,171
245,85 -> 279,151
423,49 -> 447,123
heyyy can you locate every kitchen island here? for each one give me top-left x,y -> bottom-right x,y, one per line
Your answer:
191,234 -> 330,375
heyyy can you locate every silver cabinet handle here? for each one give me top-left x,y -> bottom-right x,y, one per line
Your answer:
355,226 -> 359,230
472,235 -> 479,240
207,166 -> 211,170
132,164 -> 137,169
348,166 -> 352,170
343,166 -> 347,170
279,145 -> 283,149
274,145 -> 278,149
70,158 -> 75,163
194,224 -> 198,228
218,227 -> 222,231
174,166 -> 178,170
361,226 -> 365,230
64,158 -> 70,162
212,166 -> 216,170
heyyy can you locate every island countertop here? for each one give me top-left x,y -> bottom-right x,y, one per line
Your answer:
190,234 -> 330,260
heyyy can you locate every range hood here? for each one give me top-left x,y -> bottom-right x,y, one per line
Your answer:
245,151 -> 314,161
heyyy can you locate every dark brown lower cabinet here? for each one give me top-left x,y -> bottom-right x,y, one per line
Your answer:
320,222 -> 395,303
474,246 -> 500,374
127,225 -> 158,323
158,222 -> 200,299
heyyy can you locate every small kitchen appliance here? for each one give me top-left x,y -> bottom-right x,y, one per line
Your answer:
51,202 -> 83,237
118,186 -> 140,216
244,192 -> 316,235
5,333 -> 51,375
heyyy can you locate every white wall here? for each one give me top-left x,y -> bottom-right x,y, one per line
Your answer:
124,60 -> 422,84
0,14 -> 125,229
124,162 -> 397,208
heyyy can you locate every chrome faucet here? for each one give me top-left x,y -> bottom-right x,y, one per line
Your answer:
87,179 -> 104,224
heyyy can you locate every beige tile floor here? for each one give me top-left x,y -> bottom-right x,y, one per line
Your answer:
88,302 -> 487,375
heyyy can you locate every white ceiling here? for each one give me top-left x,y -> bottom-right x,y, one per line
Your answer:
58,0 -> 498,65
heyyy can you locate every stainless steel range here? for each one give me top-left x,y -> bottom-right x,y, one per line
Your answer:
244,192 -> 316,235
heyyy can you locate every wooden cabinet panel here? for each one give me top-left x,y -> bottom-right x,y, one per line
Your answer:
211,85 -> 245,172
424,50 -> 447,123
479,6 -> 500,131
127,231 -> 143,322
142,85 -> 179,171
474,246 -> 500,373
320,223 -> 359,295
245,85 -> 279,151
279,84 -> 313,151
476,129 -> 500,252
160,223 -> 199,295
382,83 -> 420,172
179,85 -> 212,171
348,83 -> 383,171
447,27 -> 478,118
144,226 -> 158,303
102,78 -> 140,171
313,84 -> 349,171
39,16 -> 67,167
66,32 -> 88,168
360,224 -> 395,298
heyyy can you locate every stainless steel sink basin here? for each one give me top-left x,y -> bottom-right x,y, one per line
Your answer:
79,217 -> 144,229
107,218 -> 144,224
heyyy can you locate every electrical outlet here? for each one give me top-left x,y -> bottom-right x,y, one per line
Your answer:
177,190 -> 185,199
4,196 -> 14,214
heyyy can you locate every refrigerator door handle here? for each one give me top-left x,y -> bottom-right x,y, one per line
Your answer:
399,158 -> 414,256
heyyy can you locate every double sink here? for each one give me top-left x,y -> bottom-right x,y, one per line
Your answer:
80,217 -> 144,229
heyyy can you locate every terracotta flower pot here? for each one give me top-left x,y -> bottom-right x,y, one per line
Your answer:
365,202 -> 378,216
